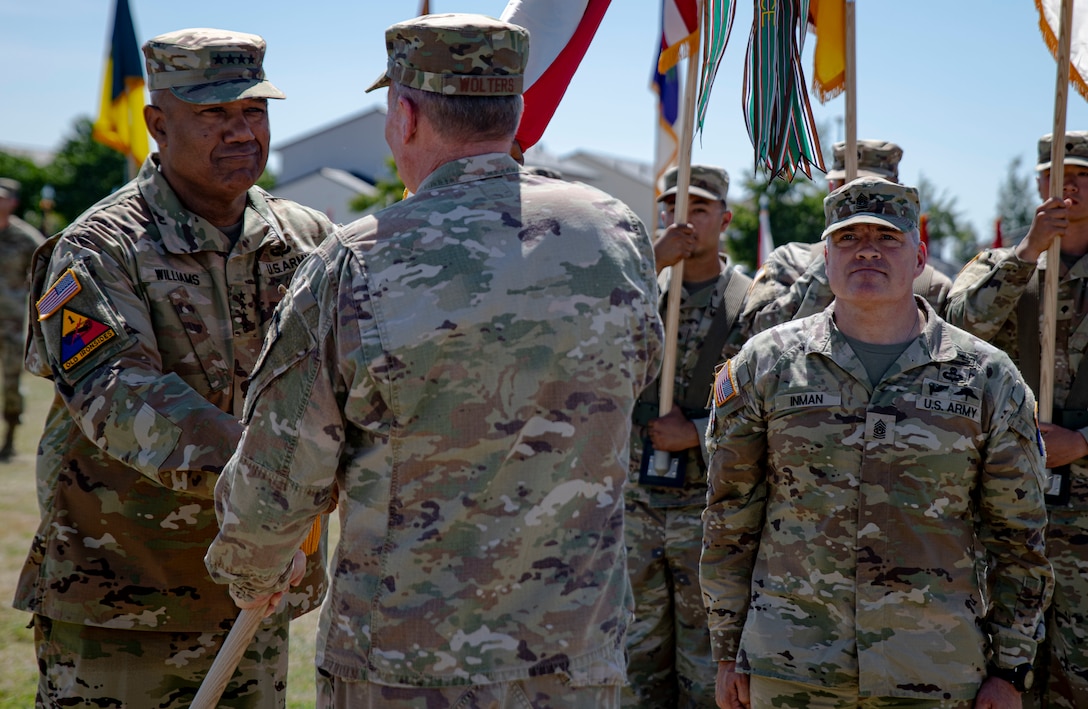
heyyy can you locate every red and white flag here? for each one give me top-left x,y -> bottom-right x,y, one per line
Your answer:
501,0 -> 612,153
757,195 -> 774,268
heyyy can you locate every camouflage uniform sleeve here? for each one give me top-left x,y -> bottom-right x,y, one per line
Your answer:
751,261 -> 825,334
925,267 -> 953,317
35,236 -> 243,496
206,249 -> 352,602
944,247 -> 1035,341
741,244 -> 817,335
978,369 -> 1053,667
701,352 -> 767,661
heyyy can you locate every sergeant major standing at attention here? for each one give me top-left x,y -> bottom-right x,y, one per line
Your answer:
205,13 -> 663,709
704,177 -> 1052,708
741,140 -> 951,334
12,28 -> 332,708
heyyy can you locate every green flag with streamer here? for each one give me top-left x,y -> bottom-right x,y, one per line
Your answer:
696,0 -> 738,132
744,0 -> 824,180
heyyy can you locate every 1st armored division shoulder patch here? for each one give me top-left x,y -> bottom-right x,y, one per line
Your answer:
59,308 -> 117,372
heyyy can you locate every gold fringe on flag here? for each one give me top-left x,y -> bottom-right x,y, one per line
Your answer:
1036,0 -> 1088,102
810,0 -> 846,104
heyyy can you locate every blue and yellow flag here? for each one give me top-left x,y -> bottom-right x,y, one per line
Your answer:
92,0 -> 149,163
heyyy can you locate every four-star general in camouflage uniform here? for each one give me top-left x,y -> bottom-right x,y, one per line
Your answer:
12,29 -> 331,708
206,13 -> 664,709
946,131 -> 1088,709
704,177 -> 1053,706
742,140 -> 952,335
624,165 -> 748,708
0,178 -> 43,459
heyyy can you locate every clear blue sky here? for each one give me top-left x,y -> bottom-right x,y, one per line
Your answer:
3,1 -> 1088,245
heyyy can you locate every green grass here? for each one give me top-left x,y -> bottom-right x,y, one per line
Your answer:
0,376 -> 329,708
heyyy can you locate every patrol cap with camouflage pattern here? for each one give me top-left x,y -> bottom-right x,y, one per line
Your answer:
826,139 -> 903,182
1036,131 -> 1088,171
822,176 -> 919,239
657,164 -> 730,205
0,178 -> 20,200
366,13 -> 529,96
143,28 -> 285,105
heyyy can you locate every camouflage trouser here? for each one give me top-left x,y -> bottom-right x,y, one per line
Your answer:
33,612 -> 291,708
1030,511 -> 1088,709
0,318 -> 25,420
621,497 -> 715,708
748,676 -> 973,708
315,670 -> 621,708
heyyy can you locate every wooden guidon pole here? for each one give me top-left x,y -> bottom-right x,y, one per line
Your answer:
1040,0 -> 1075,422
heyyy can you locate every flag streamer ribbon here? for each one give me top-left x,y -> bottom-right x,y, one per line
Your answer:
743,0 -> 825,181
695,0 -> 738,132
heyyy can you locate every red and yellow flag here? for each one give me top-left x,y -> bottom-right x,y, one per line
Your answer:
92,0 -> 149,164
809,0 -> 845,103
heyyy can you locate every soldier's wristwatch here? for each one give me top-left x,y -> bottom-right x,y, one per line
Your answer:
987,662 -> 1035,693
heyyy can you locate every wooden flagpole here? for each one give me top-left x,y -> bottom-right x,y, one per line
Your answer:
189,607 -> 264,709
843,0 -> 857,181
654,45 -> 701,473
1040,0 -> 1075,422
192,519 -> 323,708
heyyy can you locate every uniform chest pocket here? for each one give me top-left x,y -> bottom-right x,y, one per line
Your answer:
242,285 -> 319,424
167,287 -> 232,395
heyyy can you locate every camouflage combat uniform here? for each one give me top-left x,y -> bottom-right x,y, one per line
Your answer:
702,299 -> 1053,701
946,246 -> 1088,707
742,241 -> 952,334
624,257 -> 747,708
13,155 -> 331,708
205,153 -> 664,704
0,212 -> 42,432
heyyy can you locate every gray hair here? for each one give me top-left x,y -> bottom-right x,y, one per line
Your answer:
391,82 -> 522,144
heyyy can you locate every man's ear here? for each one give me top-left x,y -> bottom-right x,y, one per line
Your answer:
144,104 -> 167,147
720,208 -> 733,233
393,94 -> 419,147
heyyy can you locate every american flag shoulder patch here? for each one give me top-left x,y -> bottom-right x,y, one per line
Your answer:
37,269 -> 81,321
713,359 -> 738,407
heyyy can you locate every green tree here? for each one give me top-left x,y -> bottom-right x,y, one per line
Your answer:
43,116 -> 127,225
727,173 -> 826,271
916,174 -> 978,267
0,152 -> 46,221
350,157 -> 404,213
995,155 -> 1036,246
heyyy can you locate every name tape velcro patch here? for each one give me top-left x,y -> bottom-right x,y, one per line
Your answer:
37,269 -> 81,321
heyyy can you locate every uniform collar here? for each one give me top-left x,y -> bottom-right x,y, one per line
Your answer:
416,152 -> 522,193
814,297 -> 959,366
137,154 -> 285,255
